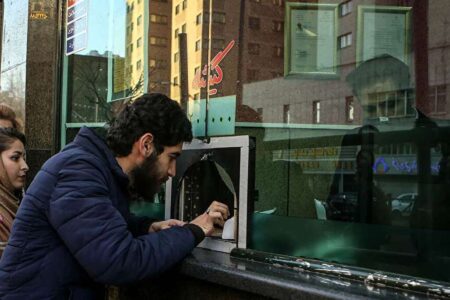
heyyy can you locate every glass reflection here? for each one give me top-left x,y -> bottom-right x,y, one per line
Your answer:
0,0 -> 28,123
60,0 -> 450,282
64,0 -> 147,124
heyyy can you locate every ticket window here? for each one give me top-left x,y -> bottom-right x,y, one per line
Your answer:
165,136 -> 255,252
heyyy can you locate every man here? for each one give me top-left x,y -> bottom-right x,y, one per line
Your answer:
0,93 -> 229,299
327,54 -> 410,224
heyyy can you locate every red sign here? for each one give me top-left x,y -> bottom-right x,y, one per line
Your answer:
192,40 -> 235,96
68,0 -> 81,8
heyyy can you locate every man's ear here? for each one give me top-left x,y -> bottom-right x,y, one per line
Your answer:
138,133 -> 154,157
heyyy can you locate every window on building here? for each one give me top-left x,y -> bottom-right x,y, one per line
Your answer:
182,23 -> 186,33
136,60 -> 142,70
137,15 -> 142,26
173,76 -> 179,86
136,37 -> 142,48
366,90 -> 413,119
346,96 -> 354,122
212,38 -> 225,49
196,13 -> 202,25
149,36 -> 167,47
174,28 -> 179,38
313,101 -> 321,123
195,40 -> 201,51
248,43 -> 260,55
149,59 -> 167,69
213,12 -> 226,24
272,0 -> 283,6
429,85 -> 447,114
175,4 -> 180,15
247,69 -> 259,82
182,0 -> 187,10
249,17 -> 260,30
194,93 -> 200,100
174,52 -> 179,62
130,22 -> 134,32
272,20 -> 283,32
150,14 -> 168,24
273,46 -> 283,57
339,32 -> 352,49
340,0 -> 353,17
283,104 -> 290,124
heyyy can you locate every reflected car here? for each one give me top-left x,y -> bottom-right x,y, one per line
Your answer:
326,192 -> 358,221
391,193 -> 417,218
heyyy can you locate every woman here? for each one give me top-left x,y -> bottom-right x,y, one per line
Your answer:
0,128 -> 29,256
0,103 -> 23,131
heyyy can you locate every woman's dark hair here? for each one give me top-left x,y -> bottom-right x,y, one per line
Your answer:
0,103 -> 23,132
0,127 -> 26,152
106,93 -> 193,156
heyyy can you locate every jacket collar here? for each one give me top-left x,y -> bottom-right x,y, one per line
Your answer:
72,127 -> 129,188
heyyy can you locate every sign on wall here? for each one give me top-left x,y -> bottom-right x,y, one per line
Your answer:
356,6 -> 412,65
192,40 -> 235,96
284,2 -> 338,78
65,0 -> 88,56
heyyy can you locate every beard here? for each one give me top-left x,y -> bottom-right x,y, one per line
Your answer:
129,151 -> 162,200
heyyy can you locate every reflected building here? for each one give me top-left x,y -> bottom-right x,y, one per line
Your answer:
126,0 -> 146,93
170,0 -> 240,101
67,51 -> 108,123
168,0 -> 284,122
148,0 -> 172,95
242,0 -> 449,126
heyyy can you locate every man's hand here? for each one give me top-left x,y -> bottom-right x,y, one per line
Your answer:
206,201 -> 230,220
190,201 -> 230,236
148,219 -> 185,233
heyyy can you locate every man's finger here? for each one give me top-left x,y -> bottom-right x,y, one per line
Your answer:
208,202 -> 230,218
208,211 -> 224,227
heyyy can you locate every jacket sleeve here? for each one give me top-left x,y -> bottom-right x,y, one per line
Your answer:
47,155 -> 198,284
127,214 -> 155,237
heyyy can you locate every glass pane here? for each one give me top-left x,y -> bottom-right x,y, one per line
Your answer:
0,1 -> 28,124
63,0 -> 148,124
62,0 -> 450,283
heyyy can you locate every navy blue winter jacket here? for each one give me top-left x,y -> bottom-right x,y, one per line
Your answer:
0,127 -> 203,299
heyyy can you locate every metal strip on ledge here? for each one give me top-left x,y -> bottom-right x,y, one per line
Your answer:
231,248 -> 450,299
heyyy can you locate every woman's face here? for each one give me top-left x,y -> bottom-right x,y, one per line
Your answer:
1,139 -> 28,191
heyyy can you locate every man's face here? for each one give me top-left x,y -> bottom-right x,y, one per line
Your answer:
129,143 -> 182,199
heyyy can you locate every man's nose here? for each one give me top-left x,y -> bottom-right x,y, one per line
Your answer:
168,162 -> 176,178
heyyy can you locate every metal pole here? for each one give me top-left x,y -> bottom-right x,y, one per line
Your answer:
204,0 -> 212,139
178,33 -> 188,111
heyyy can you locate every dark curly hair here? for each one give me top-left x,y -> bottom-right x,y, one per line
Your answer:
0,127 -> 26,152
106,93 -> 193,156
0,103 -> 23,132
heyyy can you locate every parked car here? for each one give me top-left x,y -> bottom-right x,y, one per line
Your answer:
326,192 -> 358,221
391,193 -> 417,218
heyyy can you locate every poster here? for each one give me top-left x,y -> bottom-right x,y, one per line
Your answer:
285,3 -> 338,77
357,6 -> 412,65
65,0 -> 88,56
